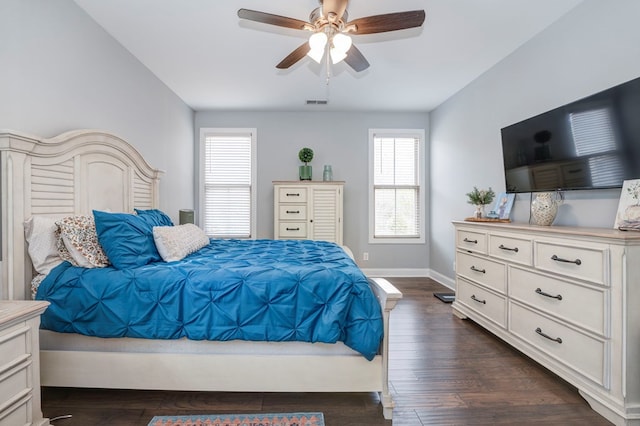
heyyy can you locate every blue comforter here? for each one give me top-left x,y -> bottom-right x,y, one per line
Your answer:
36,239 -> 383,360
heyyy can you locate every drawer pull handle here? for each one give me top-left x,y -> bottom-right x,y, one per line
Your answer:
470,295 -> 486,304
286,210 -> 300,214
551,254 -> 582,266
499,244 -> 519,253
535,327 -> 562,344
535,288 -> 563,301
286,227 -> 300,231
463,238 -> 478,244
470,266 -> 486,274
286,193 -> 300,197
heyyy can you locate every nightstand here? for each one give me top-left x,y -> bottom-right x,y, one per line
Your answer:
0,300 -> 49,426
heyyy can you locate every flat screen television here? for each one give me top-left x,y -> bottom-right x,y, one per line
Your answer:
501,76 -> 640,193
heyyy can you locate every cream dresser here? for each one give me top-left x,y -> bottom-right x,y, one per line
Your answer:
452,221 -> 640,426
0,301 -> 49,426
273,181 -> 344,245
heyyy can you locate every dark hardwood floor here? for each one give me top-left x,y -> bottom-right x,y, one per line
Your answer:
42,277 -> 611,425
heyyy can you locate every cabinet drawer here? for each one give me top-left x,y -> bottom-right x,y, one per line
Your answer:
456,229 -> 487,254
456,251 -> 506,293
278,187 -> 307,203
0,324 -> 28,368
0,401 -> 29,426
489,234 -> 532,266
509,302 -> 606,386
509,267 -> 606,335
457,278 -> 507,328
278,205 -> 307,220
0,363 -> 29,410
535,241 -> 607,285
278,222 -> 307,238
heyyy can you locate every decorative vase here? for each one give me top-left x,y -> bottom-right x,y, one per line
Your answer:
474,204 -> 485,219
323,165 -> 333,181
531,192 -> 559,226
299,165 -> 312,180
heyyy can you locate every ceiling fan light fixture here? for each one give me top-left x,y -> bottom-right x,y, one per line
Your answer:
307,32 -> 328,63
329,33 -> 352,64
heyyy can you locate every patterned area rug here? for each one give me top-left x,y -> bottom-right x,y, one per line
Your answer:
147,412 -> 324,426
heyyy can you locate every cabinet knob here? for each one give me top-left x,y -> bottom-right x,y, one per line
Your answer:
535,327 -> 563,344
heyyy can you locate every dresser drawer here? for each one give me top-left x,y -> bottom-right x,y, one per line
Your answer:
456,251 -> 506,293
0,363 -> 30,411
489,234 -> 533,266
278,205 -> 307,220
535,241 -> 607,285
456,229 -> 487,254
278,222 -> 307,238
278,187 -> 307,203
457,278 -> 507,328
0,324 -> 28,368
0,401 -> 29,426
509,267 -> 606,335
509,302 -> 606,387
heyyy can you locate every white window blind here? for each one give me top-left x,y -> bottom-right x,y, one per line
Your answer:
201,130 -> 255,238
371,132 -> 422,240
569,108 -> 624,187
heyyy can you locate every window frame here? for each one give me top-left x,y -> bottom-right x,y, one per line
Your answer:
198,127 -> 257,239
368,128 -> 426,244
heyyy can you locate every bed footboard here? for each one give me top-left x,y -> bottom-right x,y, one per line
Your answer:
368,277 -> 402,419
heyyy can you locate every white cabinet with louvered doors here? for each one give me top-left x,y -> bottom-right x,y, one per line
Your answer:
273,182 -> 344,245
452,221 -> 640,426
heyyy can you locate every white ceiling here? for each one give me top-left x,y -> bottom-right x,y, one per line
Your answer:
73,0 -> 583,112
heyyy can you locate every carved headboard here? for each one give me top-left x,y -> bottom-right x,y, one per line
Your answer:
0,130 -> 162,300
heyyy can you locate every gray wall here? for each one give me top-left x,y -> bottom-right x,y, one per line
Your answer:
0,0 -> 195,221
195,111 -> 430,270
429,0 -> 640,283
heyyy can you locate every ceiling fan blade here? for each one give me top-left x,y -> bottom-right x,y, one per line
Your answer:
276,43 -> 311,69
238,9 -> 310,31
349,10 -> 426,35
344,44 -> 370,72
322,0 -> 348,21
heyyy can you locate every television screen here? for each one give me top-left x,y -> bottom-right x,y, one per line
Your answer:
501,76 -> 640,193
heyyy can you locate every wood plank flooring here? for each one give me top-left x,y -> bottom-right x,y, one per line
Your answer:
41,277 -> 611,425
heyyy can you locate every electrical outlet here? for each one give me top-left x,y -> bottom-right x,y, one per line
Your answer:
363,252 -> 369,261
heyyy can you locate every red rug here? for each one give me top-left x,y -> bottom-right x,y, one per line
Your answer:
147,412 -> 324,426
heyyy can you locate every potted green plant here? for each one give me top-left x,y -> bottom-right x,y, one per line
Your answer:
298,147 -> 314,180
466,186 -> 495,218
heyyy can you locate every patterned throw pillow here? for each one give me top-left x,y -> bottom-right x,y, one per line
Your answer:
56,215 -> 110,268
153,224 -> 210,262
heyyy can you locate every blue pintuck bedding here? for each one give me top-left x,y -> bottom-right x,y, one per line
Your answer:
36,239 -> 383,360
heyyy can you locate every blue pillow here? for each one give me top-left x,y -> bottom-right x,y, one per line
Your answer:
93,210 -> 165,269
134,208 -> 174,226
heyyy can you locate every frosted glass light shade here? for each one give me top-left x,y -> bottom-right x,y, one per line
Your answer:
307,32 -> 328,63
330,33 -> 352,64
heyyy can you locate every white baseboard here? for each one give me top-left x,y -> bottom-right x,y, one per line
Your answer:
429,270 -> 455,290
361,268 -> 429,278
361,268 -> 455,291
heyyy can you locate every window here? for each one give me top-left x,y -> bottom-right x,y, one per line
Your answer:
199,128 -> 256,238
569,107 -> 624,187
369,129 -> 425,244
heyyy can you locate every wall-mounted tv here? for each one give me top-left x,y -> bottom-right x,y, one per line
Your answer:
501,76 -> 640,193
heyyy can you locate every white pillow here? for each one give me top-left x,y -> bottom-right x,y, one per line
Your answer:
24,215 -> 64,274
153,224 -> 210,262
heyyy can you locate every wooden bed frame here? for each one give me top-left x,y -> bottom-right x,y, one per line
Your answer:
0,129 -> 402,419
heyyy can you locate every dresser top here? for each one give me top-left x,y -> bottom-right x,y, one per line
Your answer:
0,300 -> 49,325
452,220 -> 640,242
273,181 -> 345,184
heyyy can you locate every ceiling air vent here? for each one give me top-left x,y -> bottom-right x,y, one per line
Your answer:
306,99 -> 328,105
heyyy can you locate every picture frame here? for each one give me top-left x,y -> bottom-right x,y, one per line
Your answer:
614,179 -> 640,230
490,192 -> 515,220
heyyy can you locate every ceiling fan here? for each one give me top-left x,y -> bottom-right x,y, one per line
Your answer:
238,0 -> 426,72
